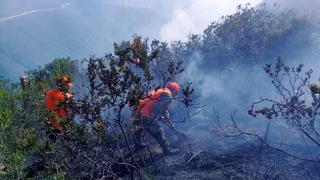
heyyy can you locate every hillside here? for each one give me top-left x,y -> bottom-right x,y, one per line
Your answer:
0,0 -> 180,79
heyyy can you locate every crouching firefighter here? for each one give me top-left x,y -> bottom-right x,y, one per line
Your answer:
45,75 -> 74,141
133,82 -> 181,155
27,76 -> 74,178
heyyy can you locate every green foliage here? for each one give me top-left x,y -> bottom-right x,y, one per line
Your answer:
0,79 -> 26,179
0,57 -> 80,179
171,4 -> 318,70
28,57 -> 78,90
47,172 -> 65,180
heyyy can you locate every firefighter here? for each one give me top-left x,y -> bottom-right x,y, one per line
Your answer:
20,75 -> 32,107
133,82 -> 181,154
20,75 -> 30,90
45,75 -> 73,136
27,76 -> 74,178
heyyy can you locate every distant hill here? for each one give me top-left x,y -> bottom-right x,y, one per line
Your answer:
0,0 -> 178,80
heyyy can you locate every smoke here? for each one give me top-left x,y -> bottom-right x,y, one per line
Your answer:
169,0 -> 320,152
160,0 -> 263,42
174,0 -> 320,114
264,0 -> 320,22
183,53 -> 272,113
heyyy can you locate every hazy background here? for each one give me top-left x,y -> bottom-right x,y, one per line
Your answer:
0,0 -> 263,79
1,0 -> 320,79
0,0 -> 184,79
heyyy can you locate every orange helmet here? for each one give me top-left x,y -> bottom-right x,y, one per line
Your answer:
57,75 -> 73,88
167,82 -> 180,96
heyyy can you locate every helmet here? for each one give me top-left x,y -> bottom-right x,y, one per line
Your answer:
57,75 -> 73,89
20,75 -> 28,80
167,82 -> 180,96
20,75 -> 29,89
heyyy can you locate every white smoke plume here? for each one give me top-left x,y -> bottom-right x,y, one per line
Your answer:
264,0 -> 320,22
160,0 -> 263,42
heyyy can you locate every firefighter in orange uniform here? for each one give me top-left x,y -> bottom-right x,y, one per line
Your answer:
133,82 -> 180,154
45,76 -> 73,133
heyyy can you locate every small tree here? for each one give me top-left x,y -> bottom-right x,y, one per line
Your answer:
249,57 -> 320,160
72,36 -> 192,178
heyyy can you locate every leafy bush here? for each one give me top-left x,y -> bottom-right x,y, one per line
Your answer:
171,4 -> 318,70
